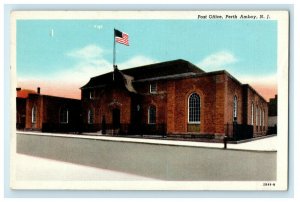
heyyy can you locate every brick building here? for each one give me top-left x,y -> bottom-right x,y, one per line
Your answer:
16,88 -> 36,129
268,94 -> 277,134
17,88 -> 81,132
81,59 -> 268,140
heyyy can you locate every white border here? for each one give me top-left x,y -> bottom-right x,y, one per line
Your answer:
9,10 -> 289,191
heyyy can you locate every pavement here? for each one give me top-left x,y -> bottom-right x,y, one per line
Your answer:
18,131 -> 277,151
13,133 -> 277,183
15,153 -> 158,181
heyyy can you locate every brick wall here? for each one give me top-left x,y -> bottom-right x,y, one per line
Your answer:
16,98 -> 26,129
224,74 -> 244,125
25,94 -> 43,130
81,86 -> 132,131
244,86 -> 268,137
137,81 -> 168,125
80,71 -> 269,138
25,94 -> 81,131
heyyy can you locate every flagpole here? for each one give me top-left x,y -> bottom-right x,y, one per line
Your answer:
113,29 -> 116,81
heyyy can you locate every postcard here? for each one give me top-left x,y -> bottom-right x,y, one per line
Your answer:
10,11 -> 289,190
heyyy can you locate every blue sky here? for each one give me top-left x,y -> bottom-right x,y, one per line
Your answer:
16,19 -> 277,99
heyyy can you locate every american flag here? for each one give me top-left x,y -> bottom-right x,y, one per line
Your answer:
114,29 -> 129,46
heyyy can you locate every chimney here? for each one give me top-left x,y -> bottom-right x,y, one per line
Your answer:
16,87 -> 21,91
37,87 -> 40,94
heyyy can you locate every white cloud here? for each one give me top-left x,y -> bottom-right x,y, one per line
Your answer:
195,50 -> 277,95
18,44 -> 159,99
118,55 -> 158,70
197,51 -> 237,71
19,45 -> 158,90
67,44 -> 104,60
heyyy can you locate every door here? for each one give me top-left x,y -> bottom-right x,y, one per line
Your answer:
112,108 -> 120,129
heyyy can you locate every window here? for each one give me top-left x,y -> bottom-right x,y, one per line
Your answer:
262,109 -> 265,127
89,90 -> 95,99
31,105 -> 37,123
251,102 -> 254,125
259,107 -> 262,126
256,106 -> 259,126
188,93 -> 201,123
148,106 -> 156,124
88,108 -> 94,124
233,96 -> 238,121
60,108 -> 69,124
150,83 -> 157,93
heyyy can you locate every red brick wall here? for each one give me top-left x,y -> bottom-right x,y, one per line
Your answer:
166,81 -> 176,133
137,81 -> 168,125
215,74 -> 226,135
134,73 -> 228,137
245,87 -> 268,137
25,94 -> 81,131
81,71 -> 268,138
224,74 -> 243,125
25,94 -> 43,130
82,87 -> 132,128
16,98 -> 26,128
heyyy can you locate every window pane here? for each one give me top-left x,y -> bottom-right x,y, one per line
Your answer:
150,83 -> 157,93
31,106 -> 36,123
251,103 -> 254,125
148,106 -> 156,124
188,93 -> 200,123
233,96 -> 237,119
256,106 -> 259,125
88,109 -> 94,124
60,108 -> 68,123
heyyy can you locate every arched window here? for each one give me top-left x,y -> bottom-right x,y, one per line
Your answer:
233,96 -> 238,121
259,107 -> 262,126
88,108 -> 94,124
60,108 -> 69,124
262,109 -> 265,127
31,105 -> 37,123
188,93 -> 201,123
251,102 -> 254,125
148,106 -> 156,124
256,105 -> 259,126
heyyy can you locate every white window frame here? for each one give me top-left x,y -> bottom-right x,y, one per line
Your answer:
262,109 -> 265,127
31,105 -> 37,123
89,90 -> 95,99
148,106 -> 156,124
149,83 -> 157,93
259,107 -> 262,126
88,108 -> 94,124
233,96 -> 238,120
251,102 -> 254,125
60,108 -> 69,124
256,105 -> 259,126
188,93 -> 201,124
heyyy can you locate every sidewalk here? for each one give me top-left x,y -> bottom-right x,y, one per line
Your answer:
17,131 -> 277,151
14,132 -> 277,184
15,153 -> 158,181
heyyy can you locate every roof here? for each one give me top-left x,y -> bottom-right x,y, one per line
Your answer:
16,89 -> 37,98
122,59 -> 204,80
81,59 -> 205,89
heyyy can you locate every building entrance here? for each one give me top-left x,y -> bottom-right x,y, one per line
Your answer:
112,108 -> 120,129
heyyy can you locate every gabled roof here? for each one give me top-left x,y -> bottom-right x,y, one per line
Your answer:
122,59 -> 204,80
81,59 -> 205,89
